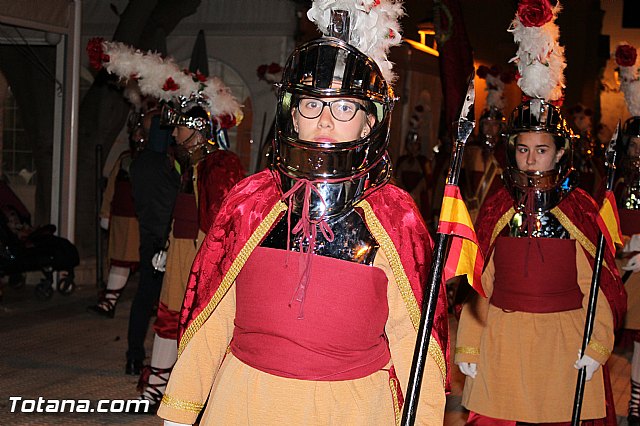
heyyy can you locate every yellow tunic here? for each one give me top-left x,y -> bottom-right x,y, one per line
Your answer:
620,236 -> 640,330
106,216 -> 139,263
160,229 -> 206,312
100,153 -> 139,264
157,250 -> 446,425
455,243 -> 614,423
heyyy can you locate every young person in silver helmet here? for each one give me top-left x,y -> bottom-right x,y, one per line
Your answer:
618,116 -> 640,426
157,3 -> 448,425
132,97 -> 244,412
93,39 -> 245,413
455,99 -> 624,425
87,107 -> 145,319
463,65 -> 511,220
614,42 -> 640,426
454,2 -> 624,424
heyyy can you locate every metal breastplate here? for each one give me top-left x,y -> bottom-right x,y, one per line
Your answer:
621,183 -> 640,210
261,208 -> 379,265
620,160 -> 640,210
508,210 -> 569,239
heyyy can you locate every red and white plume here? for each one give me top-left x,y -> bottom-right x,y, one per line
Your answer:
86,38 -> 242,125
616,42 -> 640,117
508,0 -> 566,102
307,0 -> 404,84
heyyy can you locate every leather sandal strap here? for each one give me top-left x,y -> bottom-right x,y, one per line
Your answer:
97,288 -> 124,310
137,365 -> 173,396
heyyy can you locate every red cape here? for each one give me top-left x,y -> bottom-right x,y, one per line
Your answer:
178,168 -> 450,387
196,150 -> 245,234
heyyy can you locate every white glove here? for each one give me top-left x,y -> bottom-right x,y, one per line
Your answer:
623,253 -> 640,273
152,250 -> 167,272
164,421 -> 192,426
624,234 -> 640,253
100,217 -> 109,230
457,362 -> 477,379
574,353 -> 601,382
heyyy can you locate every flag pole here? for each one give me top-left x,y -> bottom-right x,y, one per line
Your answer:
570,121 -> 620,425
401,76 -> 475,425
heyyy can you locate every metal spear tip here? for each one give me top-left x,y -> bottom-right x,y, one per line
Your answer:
605,120 -> 620,166
457,74 -> 476,143
607,120 -> 620,154
459,75 -> 475,123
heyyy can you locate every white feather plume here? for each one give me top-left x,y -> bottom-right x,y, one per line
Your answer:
485,74 -> 506,111
616,42 -> 640,117
100,41 -> 241,121
508,1 -> 565,102
622,79 -> 640,117
307,0 -> 404,83
123,81 -> 143,109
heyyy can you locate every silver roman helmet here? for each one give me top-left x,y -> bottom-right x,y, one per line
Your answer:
621,116 -> 640,210
161,95 -> 218,154
273,6 -> 400,219
478,106 -> 506,150
503,99 -> 577,212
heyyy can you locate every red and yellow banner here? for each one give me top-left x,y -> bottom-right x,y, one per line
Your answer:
437,184 -> 486,297
596,190 -> 623,256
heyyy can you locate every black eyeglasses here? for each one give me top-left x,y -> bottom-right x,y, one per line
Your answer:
297,98 -> 367,122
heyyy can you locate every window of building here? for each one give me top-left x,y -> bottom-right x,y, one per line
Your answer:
2,88 -> 35,185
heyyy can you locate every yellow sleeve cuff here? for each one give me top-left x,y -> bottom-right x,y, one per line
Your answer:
454,346 -> 480,364
585,340 -> 612,365
157,393 -> 204,425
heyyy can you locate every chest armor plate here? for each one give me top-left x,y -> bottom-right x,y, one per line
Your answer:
261,208 -> 379,265
508,210 -> 569,239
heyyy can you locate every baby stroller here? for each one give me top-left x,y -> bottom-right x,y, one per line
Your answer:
0,181 -> 79,300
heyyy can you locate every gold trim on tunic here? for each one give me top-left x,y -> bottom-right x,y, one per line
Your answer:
389,377 -> 401,426
489,207 -> 515,248
455,346 -> 480,355
588,340 -> 612,358
357,199 -> 447,385
551,207 -> 613,275
179,201 -> 288,356
161,393 -> 204,413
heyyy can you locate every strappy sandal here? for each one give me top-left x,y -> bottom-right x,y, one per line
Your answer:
86,288 -> 123,318
131,365 -> 172,414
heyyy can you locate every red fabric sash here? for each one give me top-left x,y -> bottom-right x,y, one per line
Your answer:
111,180 -> 136,217
491,237 -> 582,313
178,169 -> 450,388
110,259 -> 138,270
153,302 -> 179,340
465,411 -> 606,425
619,209 -> 640,236
231,247 -> 390,380
172,193 -> 199,239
